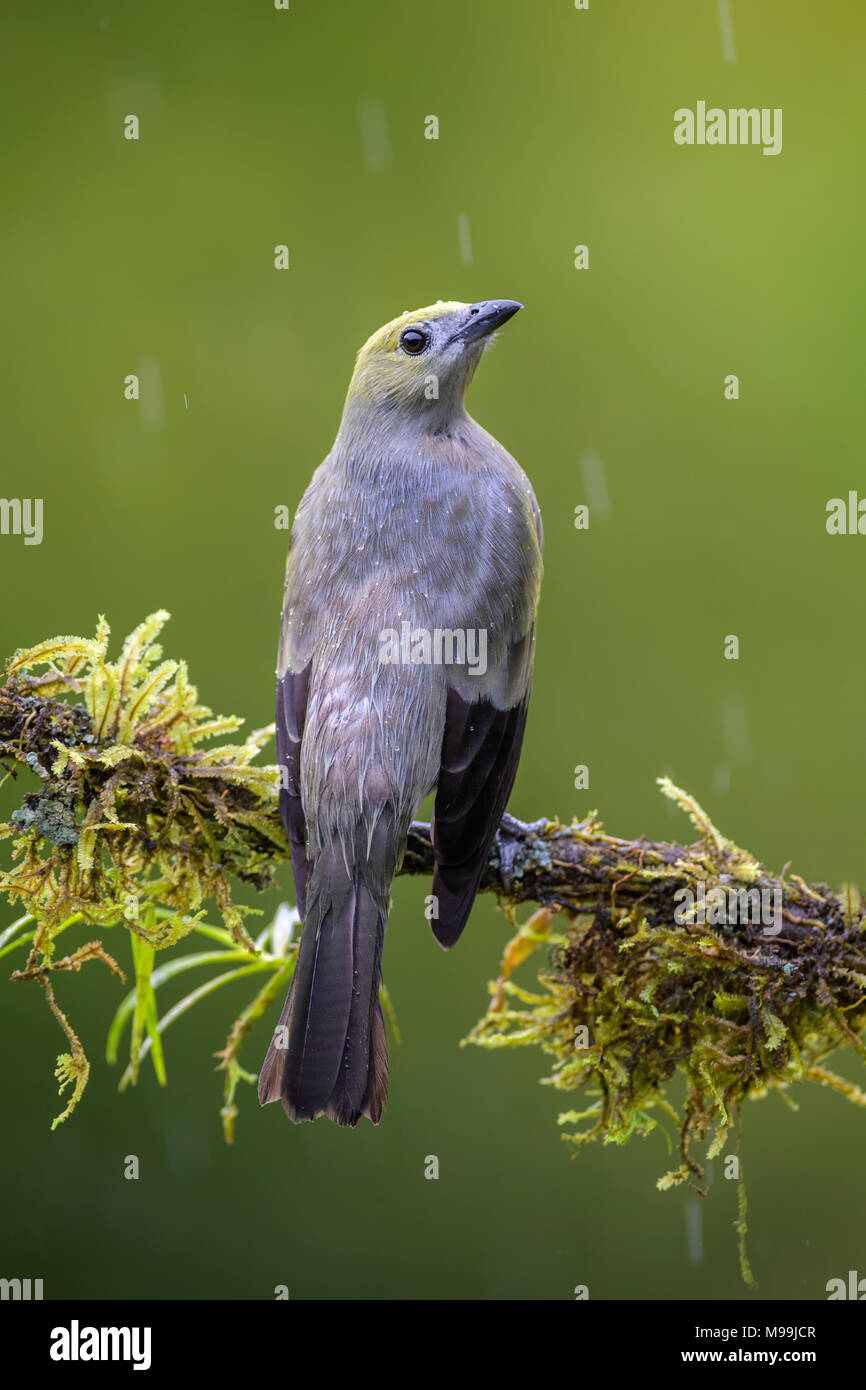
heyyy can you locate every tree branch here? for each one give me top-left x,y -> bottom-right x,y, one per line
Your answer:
3,612 -> 866,1233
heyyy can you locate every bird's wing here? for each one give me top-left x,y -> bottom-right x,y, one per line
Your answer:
430,628 -> 534,949
275,661 -> 311,920
429,458 -> 542,950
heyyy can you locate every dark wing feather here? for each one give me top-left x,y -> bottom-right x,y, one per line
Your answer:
430,680 -> 531,950
275,663 -> 311,919
258,662 -> 312,1108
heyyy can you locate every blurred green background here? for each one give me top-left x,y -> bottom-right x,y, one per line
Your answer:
2,0 -> 865,1301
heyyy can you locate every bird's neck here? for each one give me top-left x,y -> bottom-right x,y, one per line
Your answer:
337,395 -> 471,453
330,406 -> 491,495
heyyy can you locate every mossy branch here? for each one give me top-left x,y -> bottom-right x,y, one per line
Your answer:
0,612 -> 292,1135
2,614 -> 866,1253
407,798 -> 866,1179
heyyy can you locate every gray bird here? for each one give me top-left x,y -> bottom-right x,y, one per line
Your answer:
258,299 -> 543,1125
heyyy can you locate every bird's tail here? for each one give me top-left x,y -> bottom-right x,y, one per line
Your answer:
258,816 -> 394,1125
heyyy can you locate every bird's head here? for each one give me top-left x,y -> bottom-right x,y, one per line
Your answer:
341,299 -> 522,434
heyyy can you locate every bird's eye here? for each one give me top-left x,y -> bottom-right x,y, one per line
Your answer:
400,328 -> 429,355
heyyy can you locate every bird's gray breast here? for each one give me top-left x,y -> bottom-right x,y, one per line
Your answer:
279,433 -> 540,818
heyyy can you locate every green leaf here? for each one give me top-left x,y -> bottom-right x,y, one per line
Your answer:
129,933 -> 155,1085
105,949 -> 259,1064
117,963 -> 276,1091
0,913 -> 34,950
144,984 -> 167,1086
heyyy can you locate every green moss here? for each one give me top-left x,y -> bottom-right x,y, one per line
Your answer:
4,609 -> 866,1241
0,612 -> 292,1130
464,782 -> 866,1282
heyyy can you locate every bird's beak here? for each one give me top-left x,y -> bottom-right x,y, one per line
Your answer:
448,300 -> 523,345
